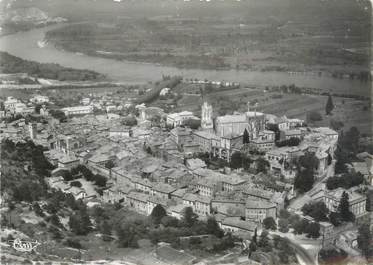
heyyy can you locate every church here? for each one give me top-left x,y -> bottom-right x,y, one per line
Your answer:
192,101 -> 268,162
201,101 -> 266,139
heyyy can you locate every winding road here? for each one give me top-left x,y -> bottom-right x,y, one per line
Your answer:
284,237 -> 319,265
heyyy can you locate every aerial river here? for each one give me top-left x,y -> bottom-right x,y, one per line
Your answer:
0,24 -> 370,96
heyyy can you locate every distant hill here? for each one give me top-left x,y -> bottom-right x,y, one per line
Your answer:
0,5 -> 67,35
1,6 -> 67,24
5,7 -> 49,23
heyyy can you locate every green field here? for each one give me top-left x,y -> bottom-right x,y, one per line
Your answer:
156,83 -> 372,135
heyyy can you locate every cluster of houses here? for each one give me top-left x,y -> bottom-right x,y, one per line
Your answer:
2,93 -> 373,249
78,91 -> 135,113
40,100 -> 353,238
1,95 -> 50,119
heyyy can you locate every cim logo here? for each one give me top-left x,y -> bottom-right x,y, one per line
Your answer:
8,238 -> 41,252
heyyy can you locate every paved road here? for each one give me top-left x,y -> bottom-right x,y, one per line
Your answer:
282,237 -> 318,265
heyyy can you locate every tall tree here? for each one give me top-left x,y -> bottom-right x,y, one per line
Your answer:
258,230 -> 272,252
243,128 -> 250,144
338,191 -> 354,222
294,167 -> 315,193
230,152 -> 243,169
182,207 -> 198,227
252,228 -> 258,244
150,204 -> 167,225
206,217 -> 224,238
305,222 -> 320,238
334,143 -> 349,174
294,152 -> 319,193
325,94 -> 334,115
248,241 -> 257,257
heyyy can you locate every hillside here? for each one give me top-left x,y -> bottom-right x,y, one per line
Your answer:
0,52 -> 106,81
0,6 -> 67,34
41,0 -> 371,73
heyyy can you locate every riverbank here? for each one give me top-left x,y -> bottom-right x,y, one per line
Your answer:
0,51 -> 106,82
0,24 -> 370,96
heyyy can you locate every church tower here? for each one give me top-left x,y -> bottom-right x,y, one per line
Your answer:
201,102 -> 213,132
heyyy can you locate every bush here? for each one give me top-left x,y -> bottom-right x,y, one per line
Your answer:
93,174 -> 107,187
292,219 -> 309,235
212,233 -> 235,252
278,218 -> 289,233
263,217 -> 277,230
279,209 -> 290,219
160,216 -> 179,227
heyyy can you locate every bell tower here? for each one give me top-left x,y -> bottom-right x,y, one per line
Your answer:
201,102 -> 213,132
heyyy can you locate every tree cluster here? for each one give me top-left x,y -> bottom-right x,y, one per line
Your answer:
301,201 -> 329,222
294,152 -> 319,193
229,151 -> 252,170
277,209 -> 321,238
275,137 -> 301,147
70,165 -> 107,187
69,203 -> 92,235
49,109 -> 67,122
326,172 -> 364,190
1,139 -> 54,202
138,206 -> 231,252
182,118 -> 201,130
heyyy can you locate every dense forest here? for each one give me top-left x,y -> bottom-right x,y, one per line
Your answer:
0,52 -> 105,81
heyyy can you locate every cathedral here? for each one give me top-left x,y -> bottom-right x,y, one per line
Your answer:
194,101 -> 268,161
201,101 -> 266,139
